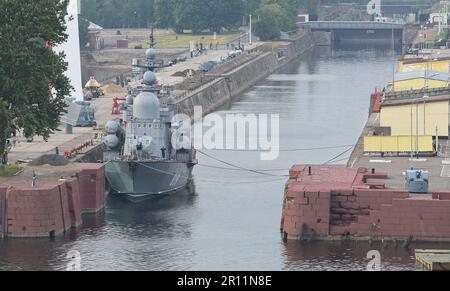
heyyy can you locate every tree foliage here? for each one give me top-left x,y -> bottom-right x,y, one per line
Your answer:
253,4 -> 285,41
253,0 -> 301,40
0,0 -> 72,153
81,0 -> 250,32
81,0 -> 306,38
81,0 -> 154,28
154,0 -> 176,29
79,16 -> 90,48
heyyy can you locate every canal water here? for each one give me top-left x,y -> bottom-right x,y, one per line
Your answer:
2,48 -> 450,271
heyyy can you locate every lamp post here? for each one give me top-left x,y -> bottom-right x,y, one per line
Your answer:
249,14 -> 252,46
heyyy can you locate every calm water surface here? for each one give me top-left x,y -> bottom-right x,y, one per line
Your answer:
2,48 -> 449,271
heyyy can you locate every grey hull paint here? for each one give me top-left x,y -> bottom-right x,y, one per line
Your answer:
106,161 -> 194,202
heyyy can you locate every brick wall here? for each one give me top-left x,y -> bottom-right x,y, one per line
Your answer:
6,186 -> 68,238
77,165 -> 106,213
0,164 -> 106,239
282,165 -> 450,241
0,187 -> 7,238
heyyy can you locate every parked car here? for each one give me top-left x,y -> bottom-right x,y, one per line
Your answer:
199,61 -> 218,72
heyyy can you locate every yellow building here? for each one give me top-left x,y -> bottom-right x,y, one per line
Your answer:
399,58 -> 450,73
364,136 -> 434,153
380,99 -> 449,137
392,71 -> 450,92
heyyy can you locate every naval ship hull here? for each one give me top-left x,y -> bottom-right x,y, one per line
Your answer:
105,160 -> 194,203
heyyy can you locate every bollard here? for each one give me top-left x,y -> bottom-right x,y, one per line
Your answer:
31,170 -> 38,188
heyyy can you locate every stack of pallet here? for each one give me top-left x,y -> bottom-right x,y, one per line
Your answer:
416,250 -> 450,271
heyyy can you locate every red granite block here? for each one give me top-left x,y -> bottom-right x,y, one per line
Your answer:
316,209 -> 331,219
391,191 -> 409,199
330,202 -> 340,209
331,195 -> 348,203
347,195 -> 357,202
364,172 -> 388,179
330,225 -> 351,235
284,208 -> 303,217
305,191 -> 319,199
287,184 -> 305,197
331,213 -> 341,220
296,197 -> 309,205
289,165 -> 305,179
354,189 -> 376,198
302,209 -> 316,218
340,189 -> 355,196
437,193 -> 450,200
332,208 -> 351,215
356,215 -> 371,224
314,225 -> 330,236
341,202 -> 359,209
66,179 -> 82,226
318,191 -> 331,199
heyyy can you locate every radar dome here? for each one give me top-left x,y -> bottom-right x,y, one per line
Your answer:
133,92 -> 160,120
143,71 -> 157,85
146,48 -> 156,60
105,120 -> 119,134
104,135 -> 119,149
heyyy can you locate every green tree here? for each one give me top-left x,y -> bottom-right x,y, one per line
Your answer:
264,0 -> 300,29
0,0 -> 72,156
154,0 -> 176,29
206,0 -> 244,33
79,16 -> 90,48
173,0 -> 209,33
80,0 -> 97,21
302,0 -> 320,16
81,0 -> 155,28
244,0 -> 263,14
173,0 -> 244,33
253,4 -> 284,40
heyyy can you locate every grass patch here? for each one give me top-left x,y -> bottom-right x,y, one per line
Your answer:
0,164 -> 23,177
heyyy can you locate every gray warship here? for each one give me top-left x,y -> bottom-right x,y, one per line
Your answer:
103,48 -> 196,203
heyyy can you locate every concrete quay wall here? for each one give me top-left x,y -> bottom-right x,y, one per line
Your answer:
282,165 -> 450,242
175,32 -> 315,118
0,164 -> 106,239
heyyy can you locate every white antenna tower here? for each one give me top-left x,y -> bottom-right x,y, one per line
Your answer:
55,0 -> 84,102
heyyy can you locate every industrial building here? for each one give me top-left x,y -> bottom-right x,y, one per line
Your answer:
399,57 -> 450,73
392,71 -> 450,91
380,96 -> 449,137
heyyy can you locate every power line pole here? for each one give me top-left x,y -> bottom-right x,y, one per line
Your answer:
249,14 -> 253,46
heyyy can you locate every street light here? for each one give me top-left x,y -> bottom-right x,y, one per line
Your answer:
249,14 -> 252,46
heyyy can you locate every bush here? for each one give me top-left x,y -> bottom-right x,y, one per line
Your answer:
0,165 -> 22,177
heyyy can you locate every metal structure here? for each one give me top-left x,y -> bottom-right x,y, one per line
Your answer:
103,48 -> 197,203
66,101 -> 97,127
405,170 -> 429,193
296,21 -> 404,30
297,21 -> 404,48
